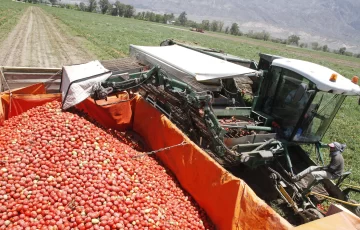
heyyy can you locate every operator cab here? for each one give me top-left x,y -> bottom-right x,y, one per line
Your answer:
254,54 -> 360,143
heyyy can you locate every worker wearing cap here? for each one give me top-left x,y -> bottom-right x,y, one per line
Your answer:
292,142 -> 346,185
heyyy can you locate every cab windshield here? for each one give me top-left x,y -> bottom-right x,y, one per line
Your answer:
260,66 -> 347,142
292,92 -> 346,142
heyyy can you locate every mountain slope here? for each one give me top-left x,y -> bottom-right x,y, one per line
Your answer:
118,0 -> 360,52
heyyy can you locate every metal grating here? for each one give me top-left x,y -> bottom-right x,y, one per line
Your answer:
101,58 -> 144,75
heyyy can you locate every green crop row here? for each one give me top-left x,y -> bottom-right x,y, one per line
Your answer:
0,0 -> 28,44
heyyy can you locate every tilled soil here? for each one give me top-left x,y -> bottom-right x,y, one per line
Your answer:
0,7 -> 94,67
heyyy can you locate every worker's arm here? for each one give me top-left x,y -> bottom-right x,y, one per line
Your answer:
317,142 -> 329,148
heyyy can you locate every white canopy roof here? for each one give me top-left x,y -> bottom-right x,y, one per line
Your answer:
273,58 -> 360,96
130,45 -> 257,82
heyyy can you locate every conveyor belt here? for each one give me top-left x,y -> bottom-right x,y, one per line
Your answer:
101,58 -> 144,75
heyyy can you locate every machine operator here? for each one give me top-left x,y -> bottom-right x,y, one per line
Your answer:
292,142 -> 346,187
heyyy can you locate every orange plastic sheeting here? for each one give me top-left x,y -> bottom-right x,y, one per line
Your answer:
1,94 -> 61,121
0,83 -> 57,123
75,93 -> 134,131
3,83 -> 47,94
294,211 -> 360,230
132,97 -> 292,230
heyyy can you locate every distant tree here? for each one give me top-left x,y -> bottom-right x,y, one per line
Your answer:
287,34 -> 300,46
113,1 -> 125,17
49,0 -> 57,5
311,42 -> 320,50
155,14 -> 163,23
178,12 -> 187,26
299,43 -> 307,48
322,45 -> 329,52
224,26 -> 229,34
123,5 -> 135,18
163,13 -> 175,24
230,23 -> 239,35
134,12 -> 142,19
99,0 -> 110,14
344,51 -> 353,56
218,21 -> 224,32
339,47 -> 346,55
261,30 -> 270,41
149,12 -> 156,21
186,20 -> 198,28
163,13 -> 170,23
356,53 -> 360,58
210,20 -> 218,32
201,20 -> 210,30
79,2 -> 86,11
87,0 -> 97,12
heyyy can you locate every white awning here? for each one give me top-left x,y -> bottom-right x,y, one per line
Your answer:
130,45 -> 257,82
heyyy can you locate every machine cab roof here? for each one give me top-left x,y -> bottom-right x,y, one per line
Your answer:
272,58 -> 360,95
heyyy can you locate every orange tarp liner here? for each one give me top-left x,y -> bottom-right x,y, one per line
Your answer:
74,95 -> 292,230
0,83 -> 61,122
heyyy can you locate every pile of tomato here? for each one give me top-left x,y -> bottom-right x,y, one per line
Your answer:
0,101 -> 214,229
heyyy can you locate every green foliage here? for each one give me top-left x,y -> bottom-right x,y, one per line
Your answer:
311,42 -> 320,50
123,5 -> 134,18
339,47 -> 346,55
322,45 -> 329,52
87,0 -> 97,12
0,0 -> 27,43
99,0 -> 110,14
299,43 -> 308,48
287,34 -> 300,46
230,23 -> 239,35
201,20 -> 210,30
178,11 -> 187,26
79,2 -> 86,11
247,30 -> 270,41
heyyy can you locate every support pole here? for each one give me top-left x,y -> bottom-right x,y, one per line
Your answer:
284,145 -> 294,175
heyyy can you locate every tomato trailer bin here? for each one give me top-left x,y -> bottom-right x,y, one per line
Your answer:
0,82 -> 291,229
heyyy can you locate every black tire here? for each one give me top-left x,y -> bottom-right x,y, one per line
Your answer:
303,208 -> 324,222
347,199 -> 360,217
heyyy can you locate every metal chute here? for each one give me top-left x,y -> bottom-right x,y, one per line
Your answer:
61,60 -> 112,110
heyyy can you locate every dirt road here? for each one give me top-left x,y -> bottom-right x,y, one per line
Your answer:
0,7 -> 94,67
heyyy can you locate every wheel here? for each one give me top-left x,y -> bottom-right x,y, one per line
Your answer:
302,208 -> 324,222
347,199 -> 360,217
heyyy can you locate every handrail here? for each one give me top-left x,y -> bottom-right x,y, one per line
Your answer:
308,191 -> 360,207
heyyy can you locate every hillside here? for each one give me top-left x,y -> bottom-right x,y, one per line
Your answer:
112,0 -> 360,52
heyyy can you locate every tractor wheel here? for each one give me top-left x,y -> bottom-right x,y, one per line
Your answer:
354,206 -> 360,217
347,199 -> 360,217
303,208 -> 324,222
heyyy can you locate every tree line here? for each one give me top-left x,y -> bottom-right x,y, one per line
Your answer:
25,0 -> 360,58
